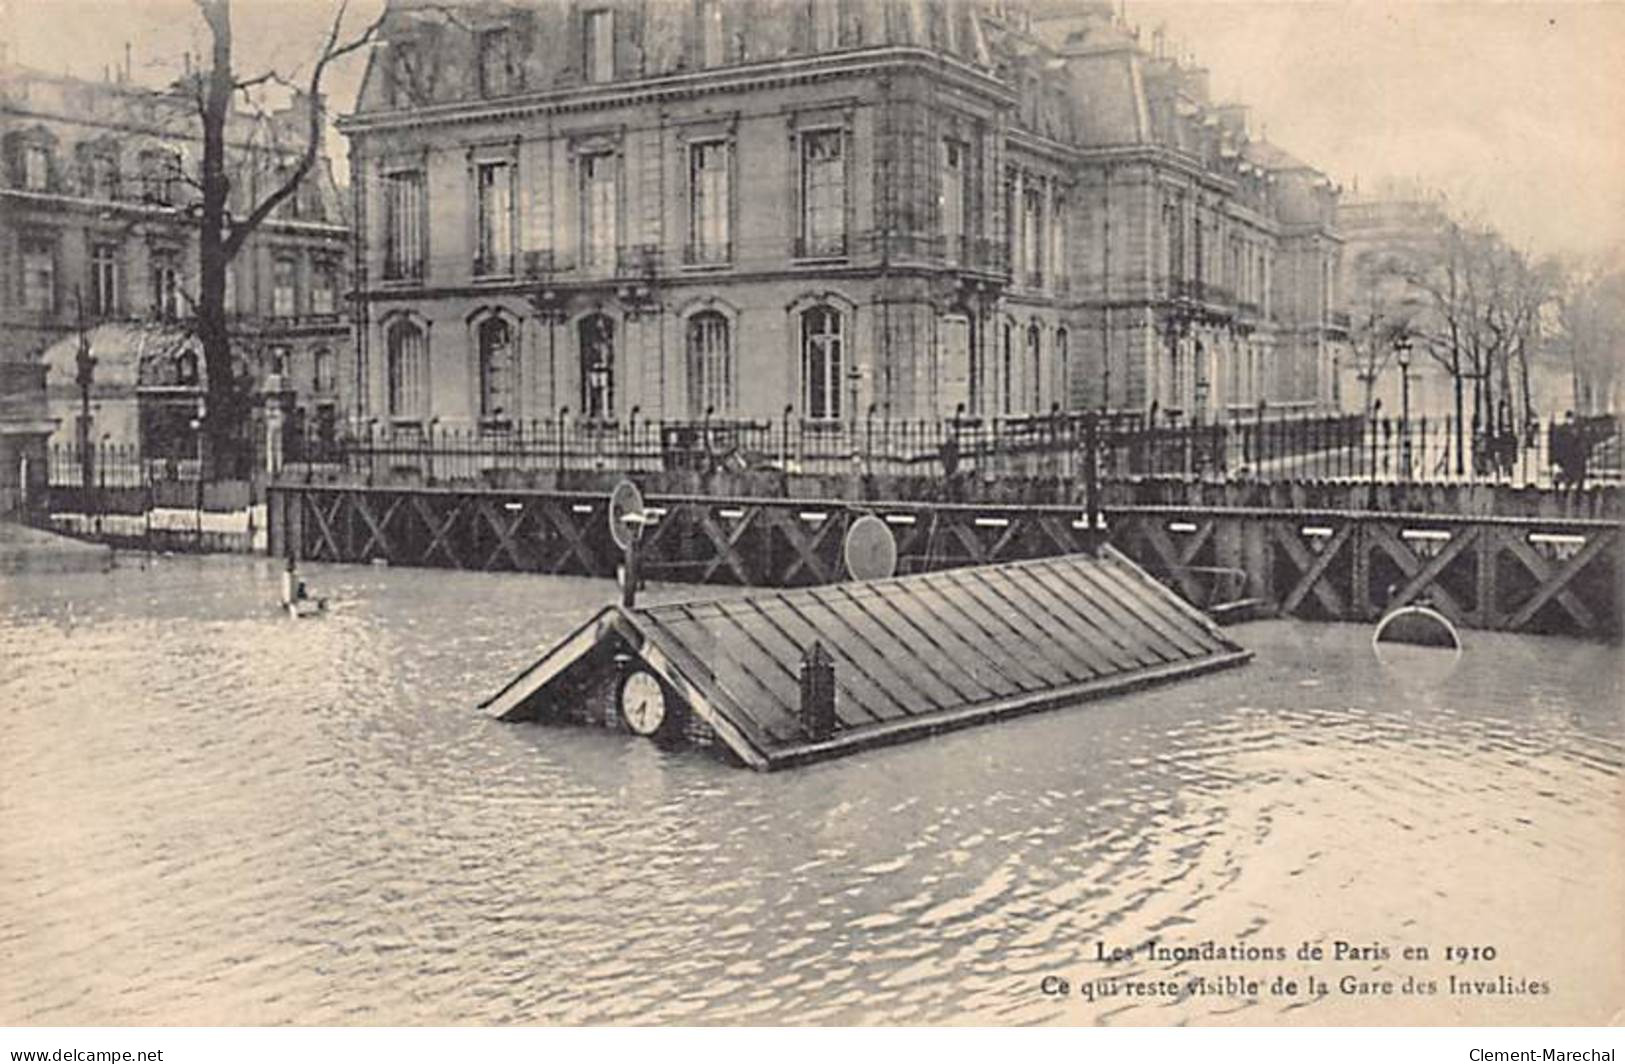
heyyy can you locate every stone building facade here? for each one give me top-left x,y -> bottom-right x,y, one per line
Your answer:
339,0 -> 1346,436
0,60 -> 352,462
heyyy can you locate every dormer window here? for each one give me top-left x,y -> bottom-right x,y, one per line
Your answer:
86,149 -> 119,200
390,41 -> 420,107
584,9 -> 614,84
478,27 -> 514,97
140,148 -> 182,205
23,144 -> 50,191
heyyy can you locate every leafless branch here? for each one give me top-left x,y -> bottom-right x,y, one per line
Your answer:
224,0 -> 384,260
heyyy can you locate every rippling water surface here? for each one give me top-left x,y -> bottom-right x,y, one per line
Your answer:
2,557 -> 1620,1025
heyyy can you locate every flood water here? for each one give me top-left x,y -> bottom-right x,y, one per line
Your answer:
2,556 -> 1620,1025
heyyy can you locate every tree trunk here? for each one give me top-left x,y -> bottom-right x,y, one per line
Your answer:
198,0 -> 238,480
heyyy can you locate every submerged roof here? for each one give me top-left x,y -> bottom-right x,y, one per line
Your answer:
486,548 -> 1251,770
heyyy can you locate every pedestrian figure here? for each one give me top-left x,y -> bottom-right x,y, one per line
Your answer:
1553,411 -> 1586,491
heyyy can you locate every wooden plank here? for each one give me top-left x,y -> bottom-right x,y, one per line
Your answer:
660,605 -> 804,744
796,586 -> 958,717
697,505 -> 757,584
634,611 -> 777,756
767,649 -> 1254,769
951,568 -> 1096,686
760,595 -> 909,723
832,583 -> 992,704
1504,528 -> 1614,631
1041,560 -> 1198,664
1271,520 -> 1345,618
963,564 -> 1118,683
1366,523 -> 1470,622
1038,558 -> 1183,667
1278,521 -> 1354,616
1075,552 -> 1217,659
354,492 -> 403,560
983,563 -> 1134,679
734,597 -> 879,732
849,580 -> 1023,702
629,620 -> 772,769
1500,528 -> 1601,632
997,561 -> 1151,674
897,576 -> 1052,693
1099,547 -> 1241,653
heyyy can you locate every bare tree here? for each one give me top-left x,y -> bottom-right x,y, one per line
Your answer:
1402,219 -> 1556,473
187,0 -> 383,475
1555,263 -> 1625,416
1345,247 -> 1424,417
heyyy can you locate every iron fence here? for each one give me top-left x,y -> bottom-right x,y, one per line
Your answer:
267,410 -> 1625,489
49,413 -> 1618,496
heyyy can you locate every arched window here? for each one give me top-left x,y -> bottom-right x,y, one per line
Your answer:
579,313 -> 615,419
801,305 -> 843,420
686,311 -> 732,417
1027,323 -> 1042,412
1055,327 -> 1069,410
386,318 -> 427,420
477,316 -> 514,422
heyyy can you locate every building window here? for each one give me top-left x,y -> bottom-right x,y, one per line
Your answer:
1002,320 -> 1013,414
383,169 -> 425,281
1164,199 -> 1182,285
475,160 -> 513,276
313,347 -> 335,394
311,260 -> 337,315
390,42 -> 419,107
267,344 -> 291,377
151,248 -> 182,321
273,255 -> 298,317
579,313 -> 615,419
1051,195 -> 1067,287
1193,213 -> 1205,286
686,311 -> 732,417
1027,323 -> 1042,412
584,9 -> 614,84
688,141 -> 731,264
810,0 -> 839,50
86,150 -> 119,200
1021,182 -> 1043,286
90,243 -> 118,316
801,304 -> 843,420
21,239 -> 55,313
941,139 -> 967,261
580,151 -> 617,270
477,317 -> 515,423
1055,326 -> 1069,410
23,144 -> 49,191
940,313 -> 971,417
140,149 -> 181,205
699,0 -> 725,67
799,129 -> 846,257
477,27 -> 514,97
386,319 -> 427,420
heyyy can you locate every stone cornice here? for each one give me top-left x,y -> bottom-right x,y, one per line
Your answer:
338,47 -> 1014,137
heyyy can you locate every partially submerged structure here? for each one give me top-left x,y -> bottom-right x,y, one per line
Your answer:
486,547 -> 1251,769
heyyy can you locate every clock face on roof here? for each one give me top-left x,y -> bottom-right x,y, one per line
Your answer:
618,669 -> 668,737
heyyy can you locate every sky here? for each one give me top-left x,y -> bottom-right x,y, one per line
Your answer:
10,0 -> 1625,262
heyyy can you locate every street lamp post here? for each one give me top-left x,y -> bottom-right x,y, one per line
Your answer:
1394,334 -> 1413,479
